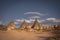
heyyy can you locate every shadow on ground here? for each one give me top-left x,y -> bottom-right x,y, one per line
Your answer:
36,36 -> 60,40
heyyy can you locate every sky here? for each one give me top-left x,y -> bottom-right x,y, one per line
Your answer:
0,0 -> 60,27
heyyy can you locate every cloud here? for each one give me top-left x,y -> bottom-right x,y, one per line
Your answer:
16,19 -> 24,22
29,16 -> 40,19
15,19 -> 45,23
0,21 -> 5,25
29,19 -> 35,22
15,19 -> 24,24
14,22 -> 19,24
46,18 -> 60,22
16,19 -> 21,22
15,19 -> 33,23
38,20 -> 45,23
28,19 -> 45,23
15,18 -> 60,25
0,21 -> 3,24
25,20 -> 31,23
24,12 -> 44,16
46,18 -> 55,20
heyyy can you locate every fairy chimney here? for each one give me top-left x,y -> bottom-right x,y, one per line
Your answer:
7,20 -> 15,30
32,19 -> 40,30
20,20 -> 27,29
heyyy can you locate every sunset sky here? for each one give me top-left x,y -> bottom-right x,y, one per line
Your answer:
0,0 -> 60,27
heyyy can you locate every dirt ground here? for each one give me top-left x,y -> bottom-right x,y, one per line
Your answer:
0,30 -> 59,40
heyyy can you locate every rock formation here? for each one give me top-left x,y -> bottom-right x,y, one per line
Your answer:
32,19 -> 40,30
26,23 -> 31,29
54,24 -> 60,30
7,20 -> 15,30
0,24 -> 7,31
20,20 -> 27,29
